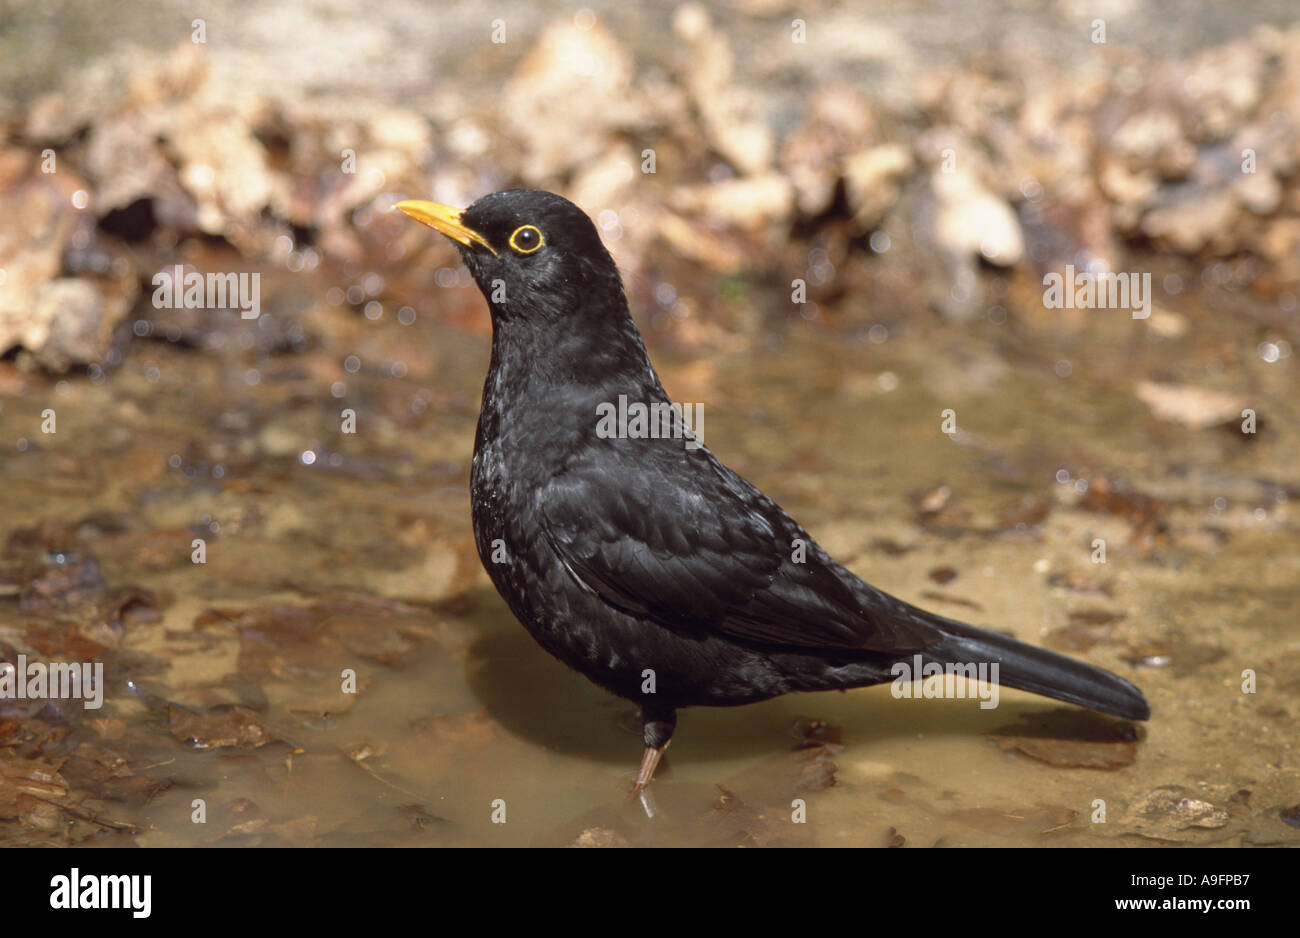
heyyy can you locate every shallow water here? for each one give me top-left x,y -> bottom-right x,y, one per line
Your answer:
2,256 -> 1296,847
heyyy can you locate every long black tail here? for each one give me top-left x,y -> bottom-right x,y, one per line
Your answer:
918,614 -> 1150,721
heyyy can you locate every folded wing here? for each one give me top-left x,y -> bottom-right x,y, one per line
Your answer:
539,441 -> 944,653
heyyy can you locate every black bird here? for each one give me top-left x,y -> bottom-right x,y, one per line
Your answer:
395,189 -> 1149,794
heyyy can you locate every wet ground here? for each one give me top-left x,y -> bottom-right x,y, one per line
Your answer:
2,249 -> 1297,846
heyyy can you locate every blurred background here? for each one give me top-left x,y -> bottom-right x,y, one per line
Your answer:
0,0 -> 1297,847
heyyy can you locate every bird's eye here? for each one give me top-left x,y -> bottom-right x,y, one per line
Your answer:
508,224 -> 544,255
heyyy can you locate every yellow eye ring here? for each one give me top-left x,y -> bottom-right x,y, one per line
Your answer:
508,225 -> 544,255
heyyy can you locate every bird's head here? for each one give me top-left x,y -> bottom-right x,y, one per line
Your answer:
395,189 -> 626,329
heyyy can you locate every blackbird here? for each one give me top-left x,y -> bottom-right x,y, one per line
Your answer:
396,189 -> 1150,794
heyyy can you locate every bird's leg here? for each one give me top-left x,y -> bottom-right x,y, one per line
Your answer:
633,742 -> 668,792
630,704 -> 677,796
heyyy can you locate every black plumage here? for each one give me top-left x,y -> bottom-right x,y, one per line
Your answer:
396,188 -> 1149,792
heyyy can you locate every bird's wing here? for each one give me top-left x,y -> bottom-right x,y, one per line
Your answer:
538,442 -> 943,653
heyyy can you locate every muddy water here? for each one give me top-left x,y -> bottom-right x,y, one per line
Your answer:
1,263 -> 1297,847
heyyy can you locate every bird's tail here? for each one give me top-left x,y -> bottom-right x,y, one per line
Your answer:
915,613 -> 1150,721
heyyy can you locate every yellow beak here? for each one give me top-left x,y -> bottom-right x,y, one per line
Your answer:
394,200 -> 498,256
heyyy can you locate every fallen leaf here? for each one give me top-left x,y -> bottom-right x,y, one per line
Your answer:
168,705 -> 276,750
989,710 -> 1140,769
